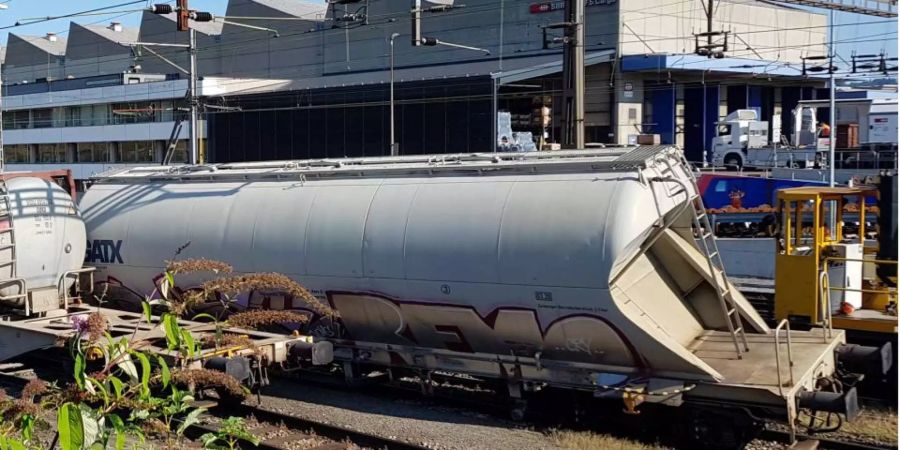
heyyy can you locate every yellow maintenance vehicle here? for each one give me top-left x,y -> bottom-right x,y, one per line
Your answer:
774,176 -> 897,392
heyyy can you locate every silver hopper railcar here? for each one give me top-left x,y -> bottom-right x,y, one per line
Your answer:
81,147 -> 863,444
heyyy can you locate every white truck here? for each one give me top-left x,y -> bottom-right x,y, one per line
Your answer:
865,101 -> 898,151
711,107 -> 824,170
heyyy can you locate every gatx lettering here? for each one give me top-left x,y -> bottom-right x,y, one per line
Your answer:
85,239 -> 124,264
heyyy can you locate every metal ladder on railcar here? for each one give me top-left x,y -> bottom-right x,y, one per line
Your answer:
679,154 -> 750,359
0,157 -> 25,308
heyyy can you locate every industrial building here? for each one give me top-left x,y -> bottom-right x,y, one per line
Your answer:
1,0 -> 830,181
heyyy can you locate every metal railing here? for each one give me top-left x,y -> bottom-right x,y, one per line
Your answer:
822,257 -> 898,296
58,267 -> 96,310
834,148 -> 898,171
818,271 -> 834,342
774,318 -> 795,397
0,277 -> 28,312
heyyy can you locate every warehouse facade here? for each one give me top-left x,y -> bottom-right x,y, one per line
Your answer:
2,0 -> 828,177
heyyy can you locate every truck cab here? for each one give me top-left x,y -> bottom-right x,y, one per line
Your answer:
711,110 -> 766,169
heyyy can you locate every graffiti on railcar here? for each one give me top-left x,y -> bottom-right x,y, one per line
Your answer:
324,291 -> 638,366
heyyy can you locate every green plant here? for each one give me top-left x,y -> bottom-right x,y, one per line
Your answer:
0,256 -> 330,449
53,308 -> 213,450
0,255 -> 331,450
198,417 -> 259,450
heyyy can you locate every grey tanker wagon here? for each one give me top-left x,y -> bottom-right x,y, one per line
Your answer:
0,176 -> 85,311
80,146 -> 861,440
0,175 -> 328,379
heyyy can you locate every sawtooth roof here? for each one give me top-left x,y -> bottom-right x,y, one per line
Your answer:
17,34 -> 67,56
81,23 -> 141,44
249,0 -> 327,19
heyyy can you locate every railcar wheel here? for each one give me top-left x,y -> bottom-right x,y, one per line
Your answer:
509,405 -> 527,422
681,406 -> 761,450
215,387 -> 249,407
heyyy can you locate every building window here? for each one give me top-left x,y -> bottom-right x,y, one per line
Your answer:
117,141 -> 155,163
90,104 -> 110,126
3,110 -> 30,130
3,101 -> 184,129
153,100 -> 177,122
67,104 -> 110,127
37,143 -> 68,163
112,102 -> 157,125
3,144 -> 30,163
32,108 -> 53,128
76,142 -> 109,162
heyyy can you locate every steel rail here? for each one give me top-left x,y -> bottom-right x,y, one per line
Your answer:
0,353 -> 427,450
758,429 -> 897,450
204,402 -> 429,450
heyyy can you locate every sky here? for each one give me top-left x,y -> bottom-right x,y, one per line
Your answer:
0,0 -> 895,65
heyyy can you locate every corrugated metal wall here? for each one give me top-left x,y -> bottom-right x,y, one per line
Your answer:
208,77 -> 494,162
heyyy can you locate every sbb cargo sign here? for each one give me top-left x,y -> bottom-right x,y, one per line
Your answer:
530,0 -> 616,13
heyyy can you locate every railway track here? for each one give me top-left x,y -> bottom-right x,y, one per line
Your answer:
0,353 -> 893,450
281,370 -> 899,450
187,402 -> 429,450
758,429 -> 898,450
0,354 -> 427,450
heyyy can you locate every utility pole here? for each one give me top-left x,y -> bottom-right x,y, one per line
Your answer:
0,3 -> 8,172
561,0 -> 584,149
144,0 -> 211,165
139,3 -> 273,164
828,8 -> 836,187
390,32 -> 400,156
188,27 -> 199,165
410,2 -> 487,53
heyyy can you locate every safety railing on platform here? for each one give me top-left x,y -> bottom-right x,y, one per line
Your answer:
822,257 -> 898,293
59,267 -> 96,310
834,149 -> 898,171
818,271 -> 834,343
774,319 -> 795,397
0,277 -> 27,310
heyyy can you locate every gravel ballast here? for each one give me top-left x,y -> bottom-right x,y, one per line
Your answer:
255,378 -> 561,450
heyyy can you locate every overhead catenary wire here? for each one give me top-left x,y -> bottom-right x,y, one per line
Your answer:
0,0 -> 893,111
2,27 -> 894,112
16,8 -> 152,22
7,21 -> 896,87
4,0 -> 882,57
0,0 -> 149,30
2,0 -> 892,83
3,0 -> 893,56
20,10 -> 890,86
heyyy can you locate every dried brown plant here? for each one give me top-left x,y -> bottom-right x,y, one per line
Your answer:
21,379 -> 48,399
2,399 -> 39,420
199,333 -> 259,353
171,368 -> 246,398
86,312 -> 108,341
193,273 -> 333,317
141,418 -> 170,437
59,383 -> 91,403
166,258 -> 233,275
227,310 -> 309,330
